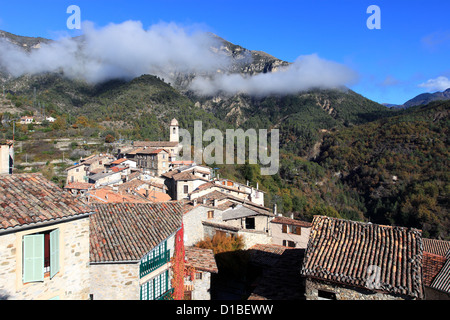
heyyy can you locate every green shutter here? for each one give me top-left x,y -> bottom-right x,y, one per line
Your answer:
23,234 -> 44,283
50,229 -> 60,278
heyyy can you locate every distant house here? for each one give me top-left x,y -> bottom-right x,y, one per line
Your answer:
88,171 -> 122,187
65,153 -> 115,185
182,190 -> 274,249
119,118 -> 181,163
0,173 -> 93,300
184,246 -> 218,300
19,116 -> 34,125
64,181 -> 95,196
300,216 -> 424,300
45,116 -> 56,123
270,214 -> 312,248
109,158 -> 136,169
162,165 -> 211,200
189,178 -> 264,207
134,148 -> 170,177
89,202 -> 183,300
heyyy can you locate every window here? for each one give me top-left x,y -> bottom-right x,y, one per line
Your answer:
184,185 -> 189,194
283,240 -> 296,248
23,229 -> 60,283
245,217 -> 255,230
318,290 -> 336,300
282,224 -> 301,235
207,210 -> 214,219
140,270 -> 169,300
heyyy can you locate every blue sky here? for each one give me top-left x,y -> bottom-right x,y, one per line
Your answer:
0,0 -> 449,104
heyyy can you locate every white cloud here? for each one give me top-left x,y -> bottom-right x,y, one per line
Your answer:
189,54 -> 359,96
0,20 -> 230,84
0,20 -> 358,97
418,76 -> 450,92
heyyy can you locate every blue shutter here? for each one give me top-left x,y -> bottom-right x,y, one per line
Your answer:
50,229 -> 60,278
23,234 -> 44,282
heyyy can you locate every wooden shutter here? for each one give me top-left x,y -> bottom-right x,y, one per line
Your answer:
50,229 -> 60,278
282,224 -> 287,233
295,226 -> 302,235
23,234 -> 44,283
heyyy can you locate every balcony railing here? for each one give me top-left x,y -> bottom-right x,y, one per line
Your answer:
139,250 -> 170,278
157,288 -> 174,300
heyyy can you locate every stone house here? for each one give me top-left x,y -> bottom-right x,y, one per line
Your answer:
64,182 -> 95,196
109,158 -> 137,169
184,246 -> 218,300
89,202 -> 183,300
162,165 -> 211,200
134,148 -> 170,177
182,190 -> 274,249
300,215 -> 424,300
189,178 -> 265,207
270,215 -> 312,248
88,171 -> 122,187
120,118 -> 181,163
65,163 -> 87,184
0,173 -> 93,300
65,153 -> 114,184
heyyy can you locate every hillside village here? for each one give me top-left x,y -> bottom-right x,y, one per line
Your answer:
0,118 -> 449,301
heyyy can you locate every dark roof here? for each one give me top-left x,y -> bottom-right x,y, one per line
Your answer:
90,202 -> 183,263
300,216 -> 424,299
423,238 -> 450,258
430,259 -> 450,294
0,173 -> 92,231
271,216 -> 312,228
134,141 -> 178,148
185,246 -> 218,273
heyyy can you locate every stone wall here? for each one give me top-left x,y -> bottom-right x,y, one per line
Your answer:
271,223 -> 310,248
237,229 -> 272,250
304,278 -> 406,300
185,271 -> 212,300
90,263 -> 140,300
184,206 -> 223,246
0,217 -> 90,300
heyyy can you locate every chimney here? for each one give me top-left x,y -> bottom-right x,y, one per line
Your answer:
256,182 -> 259,190
246,180 -> 249,186
202,198 -> 207,205
290,213 -> 294,219
145,189 -> 149,198
213,199 -> 218,207
193,198 -> 197,206
273,204 -> 277,215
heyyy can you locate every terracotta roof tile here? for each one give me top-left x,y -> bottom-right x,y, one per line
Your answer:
90,202 -> 183,262
0,173 -> 92,231
300,215 -> 424,299
271,216 -> 312,228
185,246 -> 218,273
422,252 -> 447,286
